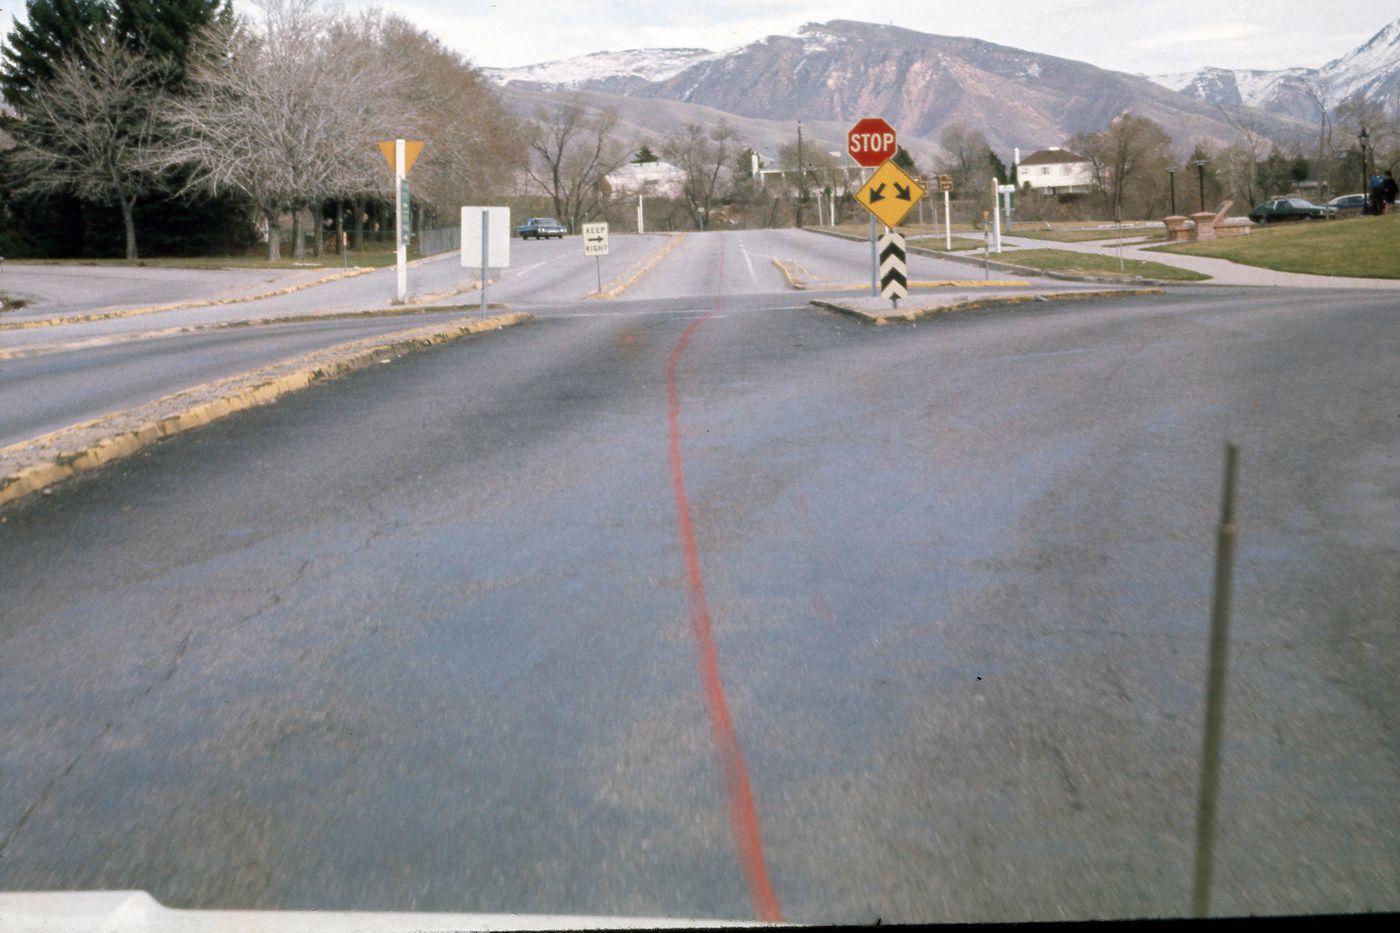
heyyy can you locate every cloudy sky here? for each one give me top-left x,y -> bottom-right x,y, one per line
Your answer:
1,1 -> 1394,76
337,0 -> 1397,75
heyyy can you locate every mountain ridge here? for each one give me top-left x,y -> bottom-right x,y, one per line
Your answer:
1149,18 -> 1400,121
484,19 -> 1331,155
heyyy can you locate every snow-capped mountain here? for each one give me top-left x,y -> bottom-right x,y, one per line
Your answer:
1150,17 -> 1400,120
483,48 -> 721,95
486,20 -> 1309,154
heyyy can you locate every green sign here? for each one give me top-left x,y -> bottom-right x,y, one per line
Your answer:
399,178 -> 411,244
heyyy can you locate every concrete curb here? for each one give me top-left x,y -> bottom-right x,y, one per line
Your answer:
807,225 -> 1178,287
774,252 -> 1028,292
0,265 -> 382,331
0,304 -> 515,362
0,311 -> 532,509
810,288 -> 1166,326
588,234 -> 687,299
771,257 -> 807,289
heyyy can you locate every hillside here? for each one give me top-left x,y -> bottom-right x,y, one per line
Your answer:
486,20 -> 1314,155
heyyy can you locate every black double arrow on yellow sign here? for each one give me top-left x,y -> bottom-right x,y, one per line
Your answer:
856,160 -> 926,228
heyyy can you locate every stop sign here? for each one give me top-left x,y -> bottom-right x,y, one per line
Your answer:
848,118 -> 897,167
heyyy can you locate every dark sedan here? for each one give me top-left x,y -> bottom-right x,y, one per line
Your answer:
1248,198 -> 1335,223
516,217 -> 567,239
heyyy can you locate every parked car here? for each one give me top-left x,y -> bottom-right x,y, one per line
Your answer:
1326,193 -> 1367,216
516,217 -> 567,239
1248,198 -> 1335,223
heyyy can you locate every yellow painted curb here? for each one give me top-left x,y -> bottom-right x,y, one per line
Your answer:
587,234 -> 687,299
772,258 -> 807,290
811,288 -> 1166,325
0,312 -> 532,508
0,266 -> 380,331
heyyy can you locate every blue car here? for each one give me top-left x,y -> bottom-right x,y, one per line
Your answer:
517,217 -> 567,239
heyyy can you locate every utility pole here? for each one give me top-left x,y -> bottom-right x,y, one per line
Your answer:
796,120 -> 808,228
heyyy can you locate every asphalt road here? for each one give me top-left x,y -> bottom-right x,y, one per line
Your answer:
0,230 -> 1054,449
1,255 -> 1396,923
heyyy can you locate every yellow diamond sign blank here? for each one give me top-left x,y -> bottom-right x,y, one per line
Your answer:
856,160 -> 925,227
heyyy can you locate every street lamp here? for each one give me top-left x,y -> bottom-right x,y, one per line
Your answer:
1168,167 -> 1177,215
1194,160 -> 1208,213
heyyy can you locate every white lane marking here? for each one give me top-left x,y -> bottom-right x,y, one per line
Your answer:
739,240 -> 758,284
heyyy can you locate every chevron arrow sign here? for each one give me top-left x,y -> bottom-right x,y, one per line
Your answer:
879,231 -> 908,301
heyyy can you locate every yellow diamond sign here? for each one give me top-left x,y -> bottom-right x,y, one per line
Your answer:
856,160 -> 925,227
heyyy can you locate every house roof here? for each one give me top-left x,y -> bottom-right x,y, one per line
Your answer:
1018,148 -> 1087,166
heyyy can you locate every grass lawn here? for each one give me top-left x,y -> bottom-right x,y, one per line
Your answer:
1001,248 -> 1211,282
822,222 -> 980,238
910,237 -> 984,252
1148,213 -> 1399,278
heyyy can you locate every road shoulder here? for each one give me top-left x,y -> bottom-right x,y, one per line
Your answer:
0,312 -> 531,509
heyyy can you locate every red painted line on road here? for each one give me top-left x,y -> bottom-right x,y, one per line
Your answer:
664,240 -> 783,924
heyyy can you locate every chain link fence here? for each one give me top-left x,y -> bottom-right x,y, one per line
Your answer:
417,226 -> 460,257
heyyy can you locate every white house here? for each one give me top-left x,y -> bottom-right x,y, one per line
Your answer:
1017,147 -> 1095,195
602,160 -> 687,198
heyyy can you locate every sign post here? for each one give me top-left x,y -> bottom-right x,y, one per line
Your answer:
991,177 -> 1003,254
582,222 -> 609,293
378,139 -> 424,304
939,174 -> 953,250
460,206 -> 510,316
848,118 -> 898,296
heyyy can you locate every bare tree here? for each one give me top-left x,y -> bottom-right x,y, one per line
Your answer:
1301,81 -> 1332,201
1211,104 -> 1277,207
664,121 -> 739,230
939,122 -> 994,193
10,28 -> 167,260
373,15 -> 525,223
526,95 -> 630,232
1072,113 -> 1173,218
159,0 -> 401,260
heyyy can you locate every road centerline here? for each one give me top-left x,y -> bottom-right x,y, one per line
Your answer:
664,236 -> 783,924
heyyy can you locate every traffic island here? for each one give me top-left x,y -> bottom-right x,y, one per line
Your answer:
810,288 -> 1165,325
0,312 -> 532,509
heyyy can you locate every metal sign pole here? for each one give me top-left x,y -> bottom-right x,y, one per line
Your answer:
868,168 -> 878,296
394,139 -> 407,304
480,211 -> 488,317
944,189 -> 952,250
991,177 -> 1002,254
595,255 -> 602,294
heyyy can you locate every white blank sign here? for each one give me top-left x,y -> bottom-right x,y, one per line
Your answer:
460,207 -> 511,269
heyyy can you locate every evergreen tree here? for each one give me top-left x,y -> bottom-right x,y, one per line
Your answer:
1,0 -> 111,108
634,144 -> 659,164
113,0 -> 230,89
1,0 -> 247,257
892,145 -> 918,175
988,149 -> 1009,184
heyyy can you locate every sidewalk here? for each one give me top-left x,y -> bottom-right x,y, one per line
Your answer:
981,233 -> 1400,289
